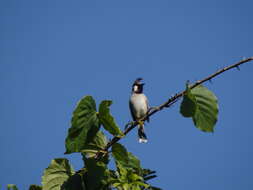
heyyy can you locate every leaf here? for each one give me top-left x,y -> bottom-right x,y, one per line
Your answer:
180,85 -> 219,132
83,158 -> 108,190
122,183 -> 130,190
147,186 -> 163,190
7,184 -> 18,190
132,181 -> 150,189
142,169 -> 157,181
61,173 -> 86,190
180,84 -> 197,117
65,96 -> 100,154
81,131 -> 108,157
42,158 -> 75,190
112,143 -> 141,171
128,172 -> 143,181
192,85 -> 219,132
99,100 -> 124,137
127,152 -> 141,170
29,185 -> 42,190
112,143 -> 129,165
113,163 -> 149,190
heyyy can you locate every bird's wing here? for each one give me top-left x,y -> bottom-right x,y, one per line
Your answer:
129,100 -> 137,121
144,94 -> 150,122
144,94 -> 149,110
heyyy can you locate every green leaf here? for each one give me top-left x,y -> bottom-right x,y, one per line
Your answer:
81,131 -> 108,157
180,85 -> 219,132
83,158 -> 108,190
125,152 -> 141,171
192,85 -> 218,132
116,162 -> 128,179
99,100 -> 124,137
113,163 -> 149,190
65,96 -> 100,154
7,184 -> 18,190
112,143 -> 141,171
147,186 -> 163,190
122,184 -> 130,190
42,158 -> 75,190
142,169 -> 157,181
132,181 -> 149,189
128,172 -> 143,181
29,185 -> 42,190
112,143 -> 129,165
180,84 -> 197,117
61,173 -> 86,190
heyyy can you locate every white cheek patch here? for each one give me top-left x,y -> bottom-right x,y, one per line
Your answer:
133,85 -> 138,92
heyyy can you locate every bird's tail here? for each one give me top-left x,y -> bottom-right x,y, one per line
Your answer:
138,124 -> 148,143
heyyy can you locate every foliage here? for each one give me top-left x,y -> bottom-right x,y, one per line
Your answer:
180,84 -> 219,132
29,185 -> 42,190
99,100 -> 124,137
42,159 -> 75,190
7,184 -> 18,190
65,96 -> 100,154
8,83 -> 219,190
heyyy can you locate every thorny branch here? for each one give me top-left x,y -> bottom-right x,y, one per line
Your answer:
95,57 -> 253,161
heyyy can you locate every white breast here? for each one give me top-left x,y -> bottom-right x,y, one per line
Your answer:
130,93 -> 148,119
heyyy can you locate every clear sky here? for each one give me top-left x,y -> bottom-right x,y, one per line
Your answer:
1,0 -> 253,190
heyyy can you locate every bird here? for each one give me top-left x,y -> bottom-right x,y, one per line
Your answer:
129,78 -> 150,143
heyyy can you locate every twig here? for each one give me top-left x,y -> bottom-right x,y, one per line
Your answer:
95,57 -> 253,160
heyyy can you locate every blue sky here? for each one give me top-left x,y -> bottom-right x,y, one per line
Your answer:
1,0 -> 253,189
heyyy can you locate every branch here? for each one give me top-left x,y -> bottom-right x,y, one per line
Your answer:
95,57 -> 253,160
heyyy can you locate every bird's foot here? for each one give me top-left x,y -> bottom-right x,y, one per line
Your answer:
137,120 -> 144,127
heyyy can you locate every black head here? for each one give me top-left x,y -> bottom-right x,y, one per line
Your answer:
132,78 -> 145,93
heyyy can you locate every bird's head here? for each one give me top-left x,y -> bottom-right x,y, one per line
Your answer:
132,78 -> 145,93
